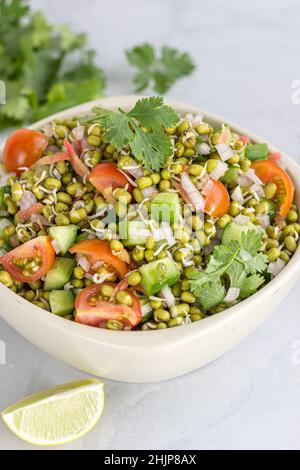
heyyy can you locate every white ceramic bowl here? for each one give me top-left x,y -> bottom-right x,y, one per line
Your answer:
1,96 -> 300,383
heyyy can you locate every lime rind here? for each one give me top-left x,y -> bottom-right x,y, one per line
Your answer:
1,379 -> 105,447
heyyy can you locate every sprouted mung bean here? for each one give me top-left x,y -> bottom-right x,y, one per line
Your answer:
0,98 -> 298,331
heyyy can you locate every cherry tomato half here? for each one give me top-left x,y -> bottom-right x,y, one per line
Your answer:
204,180 -> 230,218
0,236 -> 55,283
252,160 -> 294,217
89,163 -> 132,201
69,240 -> 129,278
75,283 -> 142,330
3,129 -> 48,176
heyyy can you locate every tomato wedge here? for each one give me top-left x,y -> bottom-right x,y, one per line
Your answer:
252,160 -> 294,217
3,129 -> 48,175
75,283 -> 142,330
89,163 -> 133,201
69,240 -> 129,278
204,180 -> 230,218
0,236 -> 55,283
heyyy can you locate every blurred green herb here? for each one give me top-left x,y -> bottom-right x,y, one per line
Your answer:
126,43 -> 196,94
0,0 -> 105,129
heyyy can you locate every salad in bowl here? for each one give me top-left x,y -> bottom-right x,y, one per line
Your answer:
0,96 -> 298,333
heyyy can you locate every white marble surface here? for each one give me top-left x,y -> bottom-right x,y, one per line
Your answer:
0,0 -> 300,450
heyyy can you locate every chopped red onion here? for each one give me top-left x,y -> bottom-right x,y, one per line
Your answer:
181,174 -> 205,211
142,303 -> 153,317
215,143 -> 234,161
267,258 -> 286,276
202,179 -> 215,196
77,255 -> 91,272
234,214 -> 250,226
231,186 -> 244,204
142,186 -> 158,199
20,191 -> 37,212
161,286 -> 176,308
123,165 -> 144,179
210,161 -> 228,180
152,223 -> 176,246
197,143 -> 211,155
245,169 -> 263,186
72,125 -> 85,141
251,184 -> 265,198
256,214 -> 270,229
0,172 -> 16,188
224,288 -> 240,302
118,170 -> 137,188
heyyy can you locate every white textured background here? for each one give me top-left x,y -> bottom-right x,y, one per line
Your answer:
0,0 -> 300,450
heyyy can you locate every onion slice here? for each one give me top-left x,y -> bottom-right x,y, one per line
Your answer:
224,287 -> 240,302
161,286 -> 176,308
181,173 -> 205,211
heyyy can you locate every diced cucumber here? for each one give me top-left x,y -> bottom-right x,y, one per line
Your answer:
49,290 -> 75,317
222,166 -> 239,187
44,258 -> 76,291
221,221 -> 261,245
151,192 -> 181,224
245,144 -> 268,161
48,225 -> 78,255
139,257 -> 181,296
124,221 -> 150,247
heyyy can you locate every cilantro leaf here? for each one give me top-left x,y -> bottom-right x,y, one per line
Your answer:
194,282 -> 226,311
240,274 -> 265,299
129,97 -> 178,130
226,260 -> 247,289
131,129 -> 172,172
241,253 -> 268,275
101,112 -> 134,149
0,1 -> 105,129
241,230 -> 263,256
189,227 -> 268,311
85,97 -> 179,171
126,43 -> 196,94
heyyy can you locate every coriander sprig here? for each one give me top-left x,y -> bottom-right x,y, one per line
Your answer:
84,97 -> 179,171
189,231 -> 268,310
126,43 -> 196,94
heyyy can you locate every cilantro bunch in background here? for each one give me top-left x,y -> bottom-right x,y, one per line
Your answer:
0,1 -> 196,131
126,43 -> 196,94
0,0 -> 105,129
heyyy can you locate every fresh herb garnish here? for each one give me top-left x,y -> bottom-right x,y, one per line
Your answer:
0,0 -> 105,129
189,231 -> 268,310
126,43 -> 196,94
85,97 -> 179,171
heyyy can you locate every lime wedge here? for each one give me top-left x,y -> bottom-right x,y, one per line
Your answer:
1,379 -> 104,446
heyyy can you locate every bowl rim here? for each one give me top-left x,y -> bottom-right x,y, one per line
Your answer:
1,94 -> 300,348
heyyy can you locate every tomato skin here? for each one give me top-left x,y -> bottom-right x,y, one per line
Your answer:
89,163 -> 132,197
69,240 -> 129,278
204,180 -> 230,218
252,160 -> 294,217
3,129 -> 48,176
0,236 -> 55,282
75,283 -> 142,330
